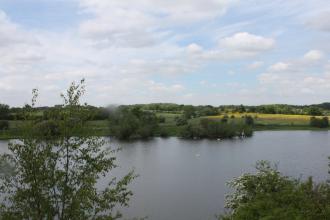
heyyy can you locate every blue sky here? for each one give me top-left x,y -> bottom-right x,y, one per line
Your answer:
0,0 -> 330,106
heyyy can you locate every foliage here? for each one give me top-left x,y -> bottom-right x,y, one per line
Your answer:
244,116 -> 254,126
183,105 -> 196,119
219,161 -> 330,220
0,80 -> 135,219
109,106 -> 158,140
310,116 -> 329,128
90,107 -> 110,120
175,116 -> 188,126
179,119 -> 253,139
159,128 -> 169,138
0,104 -> 10,120
221,115 -> 228,123
157,116 -> 166,123
0,120 -> 9,130
236,105 -> 246,113
307,106 -> 323,116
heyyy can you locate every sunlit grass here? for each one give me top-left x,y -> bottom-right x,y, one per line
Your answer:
208,113 -> 326,126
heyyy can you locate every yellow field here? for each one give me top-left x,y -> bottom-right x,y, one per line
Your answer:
208,113 -> 325,126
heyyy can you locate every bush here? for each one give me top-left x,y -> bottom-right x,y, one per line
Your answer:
220,161 -> 330,220
109,107 -> 158,140
0,120 -> 9,130
307,106 -> 323,116
159,129 -> 169,138
180,119 -> 253,139
175,116 -> 188,126
0,104 -> 10,120
34,120 -> 61,137
157,116 -> 166,123
310,116 -> 329,128
221,115 -> 228,123
244,115 -> 254,126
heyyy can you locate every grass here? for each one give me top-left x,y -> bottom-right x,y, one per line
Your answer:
156,112 -> 182,135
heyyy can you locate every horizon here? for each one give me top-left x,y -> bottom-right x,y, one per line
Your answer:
4,101 -> 330,109
0,0 -> 330,106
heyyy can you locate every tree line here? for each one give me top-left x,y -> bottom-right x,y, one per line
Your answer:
1,102 -> 329,122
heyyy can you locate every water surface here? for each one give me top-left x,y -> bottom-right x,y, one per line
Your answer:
1,131 -> 330,220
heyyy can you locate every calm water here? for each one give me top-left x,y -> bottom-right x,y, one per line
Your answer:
1,131 -> 330,220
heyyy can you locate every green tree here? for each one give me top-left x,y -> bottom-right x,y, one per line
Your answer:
244,116 -> 254,126
175,116 -> 188,126
219,161 -> 330,220
109,106 -> 158,140
307,106 -> 323,116
0,80 -> 135,219
310,116 -> 329,128
183,105 -> 196,119
0,120 -> 9,130
0,104 -> 10,120
236,105 -> 246,113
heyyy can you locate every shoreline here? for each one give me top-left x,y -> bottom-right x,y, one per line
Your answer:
1,125 -> 329,140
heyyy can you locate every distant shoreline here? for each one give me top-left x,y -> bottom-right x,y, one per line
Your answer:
0,122 -> 329,140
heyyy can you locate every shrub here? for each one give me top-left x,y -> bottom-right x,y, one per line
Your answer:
109,107 -> 158,140
220,161 -> 330,220
307,106 -> 323,116
0,120 -> 9,130
310,116 -> 329,128
244,115 -> 254,126
34,120 -> 61,137
175,116 -> 188,126
157,116 -> 166,123
180,119 -> 253,139
159,129 -> 169,138
221,115 -> 229,123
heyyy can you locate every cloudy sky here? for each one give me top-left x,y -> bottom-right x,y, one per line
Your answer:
0,0 -> 330,106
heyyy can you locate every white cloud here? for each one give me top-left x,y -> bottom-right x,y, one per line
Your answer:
186,43 -> 203,54
189,32 -> 276,61
219,32 -> 275,54
148,81 -> 184,93
303,50 -> 324,62
268,62 -> 289,72
78,0 -> 236,47
257,51 -> 330,103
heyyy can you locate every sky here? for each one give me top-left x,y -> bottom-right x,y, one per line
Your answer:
0,0 -> 330,107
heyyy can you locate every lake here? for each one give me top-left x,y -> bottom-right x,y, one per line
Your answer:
1,131 -> 330,220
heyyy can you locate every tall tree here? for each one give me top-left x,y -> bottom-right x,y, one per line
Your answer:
0,104 -> 9,120
0,80 -> 135,219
